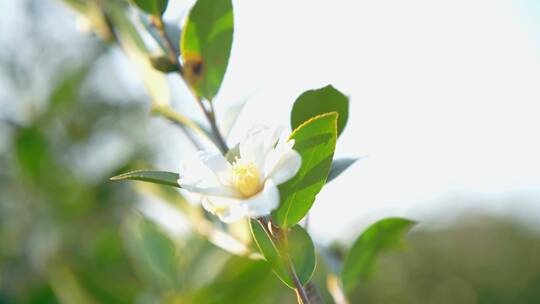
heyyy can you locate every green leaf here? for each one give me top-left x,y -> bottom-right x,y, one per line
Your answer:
49,65 -> 91,108
150,55 -> 178,73
291,85 -> 349,137
326,158 -> 359,183
180,0 -> 234,100
15,126 -> 51,179
272,112 -> 338,227
192,256 -> 277,304
131,0 -> 168,16
123,216 -> 179,290
61,0 -> 87,13
287,224 -> 317,286
110,170 -> 180,188
249,220 -> 316,288
249,219 -> 290,286
341,218 -> 416,294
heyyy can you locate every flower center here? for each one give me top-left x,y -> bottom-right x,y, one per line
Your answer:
231,161 -> 261,197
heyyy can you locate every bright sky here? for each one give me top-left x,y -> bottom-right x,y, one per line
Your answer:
157,0 -> 540,242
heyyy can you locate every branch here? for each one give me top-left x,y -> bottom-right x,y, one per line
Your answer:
151,17 -> 182,76
152,16 -> 229,155
258,218 -> 311,304
197,97 -> 229,154
287,255 -> 311,303
151,104 -> 207,150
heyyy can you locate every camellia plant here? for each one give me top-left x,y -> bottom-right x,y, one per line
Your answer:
63,0 -> 416,302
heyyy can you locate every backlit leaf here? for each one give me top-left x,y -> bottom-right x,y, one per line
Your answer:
291,85 -> 349,137
272,112 -> 338,227
287,224 -> 316,286
249,220 -> 316,288
249,219 -> 290,286
180,0 -> 234,100
341,217 -> 416,294
131,0 -> 168,16
150,55 -> 178,73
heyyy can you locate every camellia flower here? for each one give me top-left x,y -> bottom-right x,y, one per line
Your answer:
178,126 -> 302,223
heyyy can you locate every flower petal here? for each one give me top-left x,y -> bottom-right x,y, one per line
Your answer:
203,196 -> 247,223
243,180 -> 280,218
197,150 -> 232,185
180,182 -> 239,198
178,151 -> 240,198
179,189 -> 204,205
264,140 -> 302,185
203,180 -> 279,221
179,152 -> 219,187
239,125 -> 282,169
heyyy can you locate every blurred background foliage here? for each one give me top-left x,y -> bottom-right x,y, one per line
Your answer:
1,0 -> 540,303
347,216 -> 540,304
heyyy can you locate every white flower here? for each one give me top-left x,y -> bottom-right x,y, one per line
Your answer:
178,126 -> 302,223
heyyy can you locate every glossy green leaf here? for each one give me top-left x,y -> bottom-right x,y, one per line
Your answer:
272,112 -> 338,227
249,220 -> 316,288
249,219 -> 290,286
341,217 -> 416,294
286,224 -> 317,286
131,0 -> 168,15
291,85 -> 349,137
110,170 -> 180,188
180,0 -> 234,100
326,158 -> 359,183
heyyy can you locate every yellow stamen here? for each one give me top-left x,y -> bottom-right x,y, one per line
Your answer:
231,161 -> 261,197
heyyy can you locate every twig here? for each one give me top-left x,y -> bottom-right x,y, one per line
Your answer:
137,183 -> 263,260
152,16 -> 229,155
151,105 -> 206,150
281,229 -> 311,304
80,0 -> 268,273
257,218 -> 311,304
306,282 -> 325,304
201,98 -> 229,154
152,17 -> 182,76
287,255 -> 311,304
101,11 -> 204,153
